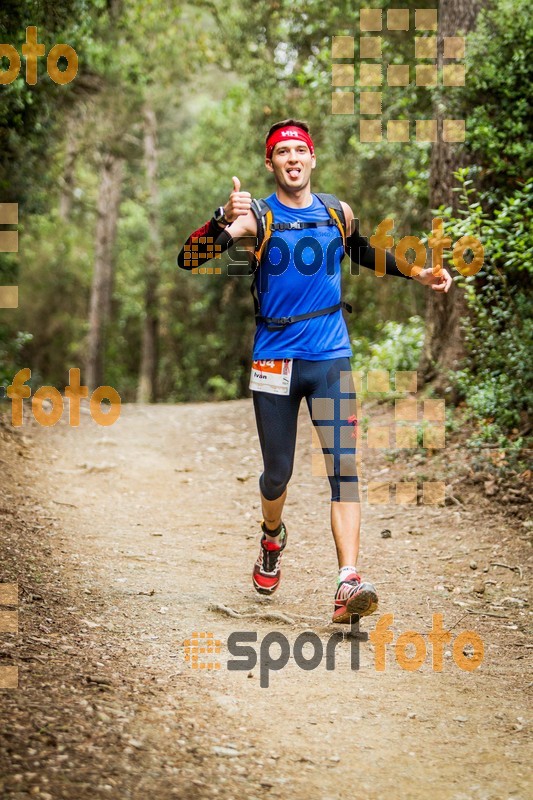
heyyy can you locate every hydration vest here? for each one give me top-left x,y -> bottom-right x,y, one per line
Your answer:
249,193 -> 352,332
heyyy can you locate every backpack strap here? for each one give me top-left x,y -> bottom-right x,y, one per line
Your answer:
248,198 -> 273,319
250,198 -> 274,264
314,193 -> 347,249
256,301 -> 353,331
269,219 -> 338,231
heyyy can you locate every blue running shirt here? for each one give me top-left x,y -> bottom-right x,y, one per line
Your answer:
252,193 -> 353,361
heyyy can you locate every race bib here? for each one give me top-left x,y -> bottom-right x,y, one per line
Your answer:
249,359 -> 293,395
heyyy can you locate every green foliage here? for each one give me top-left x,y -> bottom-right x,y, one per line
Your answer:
440,172 -> 533,441
0,0 -> 102,203
458,0 -> 533,189
351,316 -> 424,374
2,0 -> 529,416
17,208 -> 93,383
206,374 -> 241,401
0,327 -> 32,388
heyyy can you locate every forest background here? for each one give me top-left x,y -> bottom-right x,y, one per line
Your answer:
0,0 -> 531,475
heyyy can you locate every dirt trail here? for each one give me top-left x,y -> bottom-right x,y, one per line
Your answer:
1,400 -> 531,800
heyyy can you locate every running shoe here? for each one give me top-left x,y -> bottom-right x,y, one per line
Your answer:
252,521 -> 288,595
332,571 -> 378,623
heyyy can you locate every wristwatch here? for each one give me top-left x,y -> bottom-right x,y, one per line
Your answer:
213,206 -> 230,227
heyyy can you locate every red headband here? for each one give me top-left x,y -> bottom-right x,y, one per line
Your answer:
265,127 -> 315,160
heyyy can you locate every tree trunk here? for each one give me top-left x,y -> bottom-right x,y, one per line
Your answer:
418,0 -> 483,398
86,152 -> 123,391
137,104 -> 160,404
59,125 -> 77,221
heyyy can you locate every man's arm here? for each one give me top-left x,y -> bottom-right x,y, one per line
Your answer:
177,217 -> 227,270
340,202 -> 452,292
177,177 -> 257,270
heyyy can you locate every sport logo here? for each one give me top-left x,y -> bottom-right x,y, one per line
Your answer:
280,130 -> 302,137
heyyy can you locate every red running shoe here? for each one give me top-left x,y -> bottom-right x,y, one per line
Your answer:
332,572 -> 378,623
252,521 -> 288,595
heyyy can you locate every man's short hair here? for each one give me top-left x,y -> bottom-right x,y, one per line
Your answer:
265,118 -> 311,143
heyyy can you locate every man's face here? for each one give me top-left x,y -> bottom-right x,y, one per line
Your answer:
265,138 -> 316,192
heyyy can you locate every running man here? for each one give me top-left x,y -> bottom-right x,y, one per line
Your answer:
178,118 -> 451,622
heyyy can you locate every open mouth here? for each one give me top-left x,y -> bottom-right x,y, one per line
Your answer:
286,168 -> 301,179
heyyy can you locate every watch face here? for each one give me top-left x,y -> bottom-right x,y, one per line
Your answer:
215,206 -> 225,222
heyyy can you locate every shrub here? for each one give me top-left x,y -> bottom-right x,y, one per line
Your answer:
440,172 -> 532,441
351,315 -> 424,393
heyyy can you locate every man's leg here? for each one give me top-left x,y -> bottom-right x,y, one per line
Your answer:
261,487 -> 287,534
330,500 -> 361,567
251,377 -> 302,594
304,357 -> 378,621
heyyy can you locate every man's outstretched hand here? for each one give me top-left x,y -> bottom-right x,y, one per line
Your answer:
223,176 -> 252,223
413,266 -> 453,293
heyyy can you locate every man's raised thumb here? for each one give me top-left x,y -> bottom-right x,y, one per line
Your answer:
232,176 -> 241,193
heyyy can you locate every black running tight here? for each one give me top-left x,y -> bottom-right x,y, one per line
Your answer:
252,357 -> 359,503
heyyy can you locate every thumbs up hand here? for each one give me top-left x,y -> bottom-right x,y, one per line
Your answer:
223,176 -> 252,223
